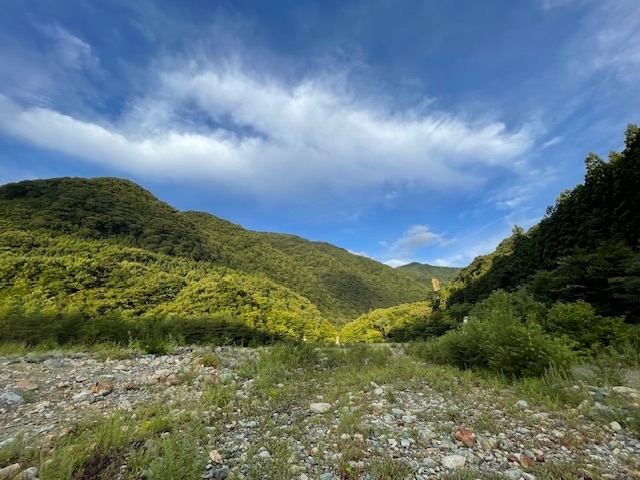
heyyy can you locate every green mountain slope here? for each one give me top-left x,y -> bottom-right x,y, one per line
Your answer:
183,211 -> 433,323
396,262 -> 461,289
441,124 -> 640,323
0,177 -> 432,327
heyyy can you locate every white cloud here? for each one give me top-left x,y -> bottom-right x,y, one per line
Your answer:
386,225 -> 454,256
0,54 -> 534,199
383,259 -> 412,268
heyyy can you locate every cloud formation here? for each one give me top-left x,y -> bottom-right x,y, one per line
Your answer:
0,51 -> 534,200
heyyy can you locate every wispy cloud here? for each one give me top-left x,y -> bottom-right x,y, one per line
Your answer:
0,46 -> 535,200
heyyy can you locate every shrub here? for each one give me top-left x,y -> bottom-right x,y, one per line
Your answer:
420,290 -> 577,377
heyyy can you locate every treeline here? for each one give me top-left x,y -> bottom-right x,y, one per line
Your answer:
438,124 -> 640,323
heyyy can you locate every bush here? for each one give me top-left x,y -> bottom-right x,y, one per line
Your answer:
544,301 -> 629,352
420,290 -> 577,377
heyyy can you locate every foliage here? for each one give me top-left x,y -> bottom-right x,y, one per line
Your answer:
339,302 -> 433,343
419,291 -> 578,377
442,125 -> 640,323
395,262 -> 461,289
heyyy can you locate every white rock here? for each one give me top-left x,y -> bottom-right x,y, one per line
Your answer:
612,386 -> 638,396
0,463 -> 21,480
0,392 -> 24,405
258,450 -> 272,459
610,421 -> 623,432
441,454 -> 466,469
309,403 -> 332,414
515,400 -> 528,409
503,469 -> 523,480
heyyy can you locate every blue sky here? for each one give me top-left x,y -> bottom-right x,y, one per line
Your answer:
1,0 -> 638,267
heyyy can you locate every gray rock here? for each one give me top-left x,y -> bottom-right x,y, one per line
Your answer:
515,400 -> 528,409
391,408 -> 405,418
210,465 -> 229,480
0,392 -> 24,405
309,403 -> 332,414
588,405 -> 615,419
441,454 -> 466,469
13,466 -> 39,480
0,438 -> 16,449
503,469 -> 523,480
72,391 -> 95,404
319,473 -> 335,480
402,415 -> 417,424
257,450 -> 271,459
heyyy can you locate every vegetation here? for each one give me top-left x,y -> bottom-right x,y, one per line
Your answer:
438,125 -> 640,325
396,262 -> 461,290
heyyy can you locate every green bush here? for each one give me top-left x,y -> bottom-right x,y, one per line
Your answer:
420,290 -> 577,377
544,301 -> 629,352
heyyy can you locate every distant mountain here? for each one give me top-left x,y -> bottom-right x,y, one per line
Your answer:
0,177 -> 432,327
396,262 -> 460,290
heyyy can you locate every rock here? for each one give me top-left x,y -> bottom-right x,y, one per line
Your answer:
503,469 -> 523,480
209,465 -> 229,480
520,455 -> 534,467
0,438 -> 16,449
441,455 -> 466,469
453,427 -> 477,447
72,391 -> 95,404
257,450 -> 271,459
209,449 -> 223,464
401,439 -> 411,448
612,386 -> 638,396
374,387 -> 384,395
14,379 -> 38,391
43,358 -> 64,368
91,380 -> 114,396
482,438 -> 497,450
530,412 -> 549,421
309,403 -> 332,414
13,467 -> 39,480
402,415 -> 417,424
515,400 -> 529,409
609,421 -> 622,432
319,474 -> 335,480
165,374 -> 181,386
588,405 -> 615,419
391,408 -> 405,418
0,392 -> 24,405
0,463 -> 21,480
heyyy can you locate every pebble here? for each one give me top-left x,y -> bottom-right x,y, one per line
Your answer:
441,454 -> 466,469
0,392 -> 24,405
515,400 -> 529,409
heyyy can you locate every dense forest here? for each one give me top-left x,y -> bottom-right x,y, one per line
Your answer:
436,124 -> 640,325
0,176 -> 439,347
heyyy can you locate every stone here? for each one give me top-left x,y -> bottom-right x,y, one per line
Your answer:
453,427 -> 477,447
72,391 -> 95,404
309,403 -> 332,414
257,450 -> 271,459
441,455 -> 466,469
209,449 -> 223,464
165,374 -> 181,386
609,421 -> 622,432
14,379 -> 38,391
0,463 -> 21,480
13,467 -> 39,480
0,438 -> 16,449
520,455 -> 534,467
391,408 -> 405,418
515,400 -> 528,409
588,405 -> 615,419
319,474 -> 335,480
402,415 -> 417,424
43,358 -> 64,368
612,386 -> 638,396
503,469 -> 524,480
0,392 -> 24,405
374,387 -> 384,395
91,380 -> 114,396
210,465 -> 229,480
530,412 -> 549,421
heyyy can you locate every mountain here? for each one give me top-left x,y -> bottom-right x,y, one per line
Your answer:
396,262 -> 460,290
0,177 -> 432,330
440,124 -> 640,324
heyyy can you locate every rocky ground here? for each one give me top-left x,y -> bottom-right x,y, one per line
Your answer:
1,345 -> 639,480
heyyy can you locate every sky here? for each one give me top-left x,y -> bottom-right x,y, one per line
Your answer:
0,0 -> 639,267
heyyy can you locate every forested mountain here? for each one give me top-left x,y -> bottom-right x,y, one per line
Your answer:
439,124 -> 640,324
0,177 -> 431,331
396,262 -> 460,290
